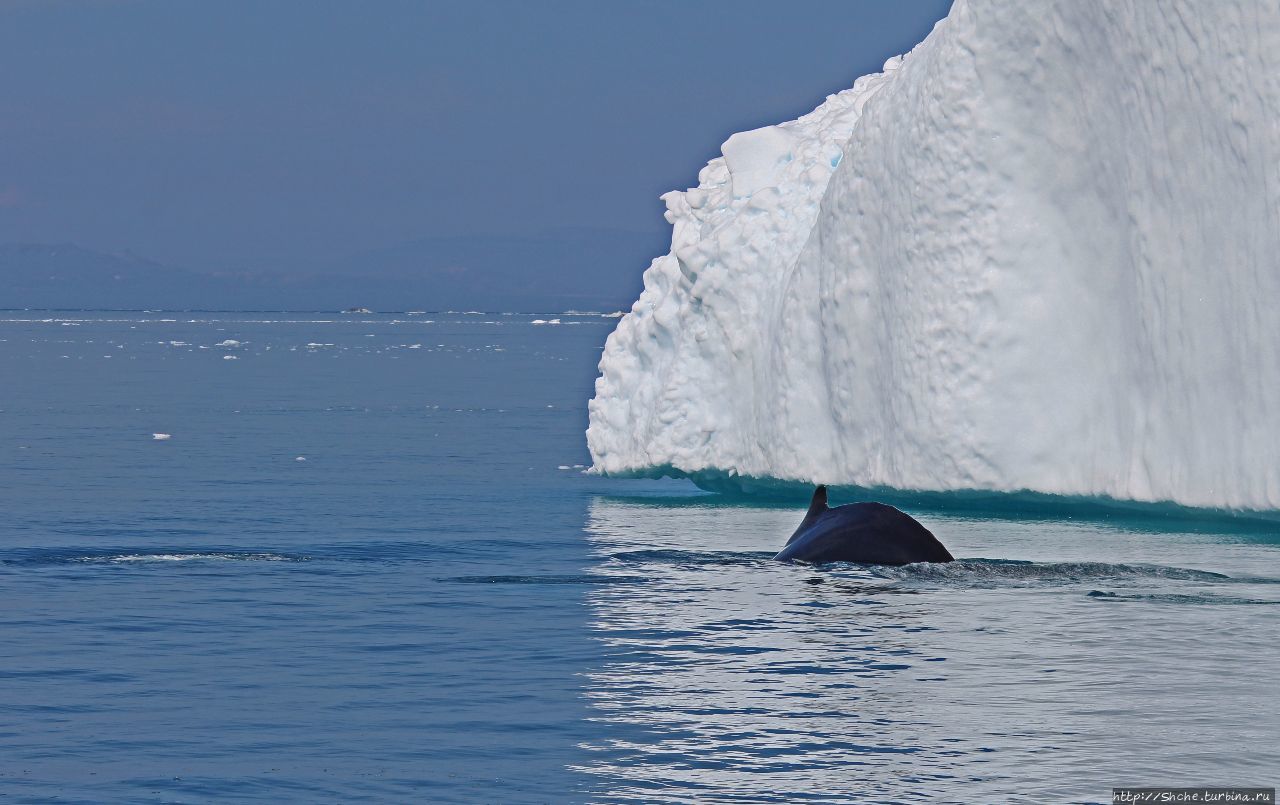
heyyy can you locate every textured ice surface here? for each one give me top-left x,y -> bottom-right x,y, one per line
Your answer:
588,0 -> 1280,511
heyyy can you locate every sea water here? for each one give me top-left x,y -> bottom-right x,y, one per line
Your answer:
1,312 -> 1276,803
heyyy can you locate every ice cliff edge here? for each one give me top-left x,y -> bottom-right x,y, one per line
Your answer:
587,0 -> 1280,512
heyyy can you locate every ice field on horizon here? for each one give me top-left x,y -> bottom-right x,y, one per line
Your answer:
588,0 -> 1280,512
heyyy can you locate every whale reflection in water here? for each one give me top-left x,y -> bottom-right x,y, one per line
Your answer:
577,493 -> 951,801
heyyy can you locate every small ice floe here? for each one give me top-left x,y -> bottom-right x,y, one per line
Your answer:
295,456 -> 307,462
531,318 -> 561,325
169,340 -> 189,347
558,465 -> 572,470
222,355 -> 238,360
215,339 -> 243,348
152,433 -> 171,440
603,311 -> 624,318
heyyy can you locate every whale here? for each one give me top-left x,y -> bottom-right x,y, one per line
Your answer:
774,486 -> 954,565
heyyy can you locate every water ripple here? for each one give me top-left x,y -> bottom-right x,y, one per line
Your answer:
444,574 -> 648,586
0,548 -> 307,566
869,558 -> 1233,585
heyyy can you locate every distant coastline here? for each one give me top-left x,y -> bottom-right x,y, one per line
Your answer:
0,228 -> 662,313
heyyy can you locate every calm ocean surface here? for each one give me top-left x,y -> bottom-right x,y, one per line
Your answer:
1,311 -> 1277,804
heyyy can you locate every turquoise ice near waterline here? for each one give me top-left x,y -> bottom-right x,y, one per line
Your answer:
1,313 -> 1276,803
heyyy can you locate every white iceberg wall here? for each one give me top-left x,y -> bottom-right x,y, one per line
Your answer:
588,0 -> 1280,511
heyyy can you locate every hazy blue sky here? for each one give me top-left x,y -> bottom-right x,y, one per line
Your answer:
0,0 -> 951,272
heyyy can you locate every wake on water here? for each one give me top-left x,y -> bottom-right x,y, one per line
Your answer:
585,549 -> 1279,603
0,549 -> 306,566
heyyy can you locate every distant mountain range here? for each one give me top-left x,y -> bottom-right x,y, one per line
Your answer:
0,228 -> 666,311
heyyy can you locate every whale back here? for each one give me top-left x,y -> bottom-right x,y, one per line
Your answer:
776,488 -> 954,565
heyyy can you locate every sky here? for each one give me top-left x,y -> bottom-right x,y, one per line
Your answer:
0,0 -> 952,273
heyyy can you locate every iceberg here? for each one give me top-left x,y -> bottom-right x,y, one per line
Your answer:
587,0 -> 1280,512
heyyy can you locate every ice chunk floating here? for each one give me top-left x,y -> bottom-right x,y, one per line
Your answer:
588,0 -> 1280,512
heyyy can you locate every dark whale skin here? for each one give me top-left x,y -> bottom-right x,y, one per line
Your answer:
774,486 -> 954,566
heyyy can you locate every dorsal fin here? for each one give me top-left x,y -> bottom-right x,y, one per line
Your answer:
784,485 -> 829,546
809,485 -> 828,514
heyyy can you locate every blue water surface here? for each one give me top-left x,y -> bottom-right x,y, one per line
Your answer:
1,312 -> 1277,804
